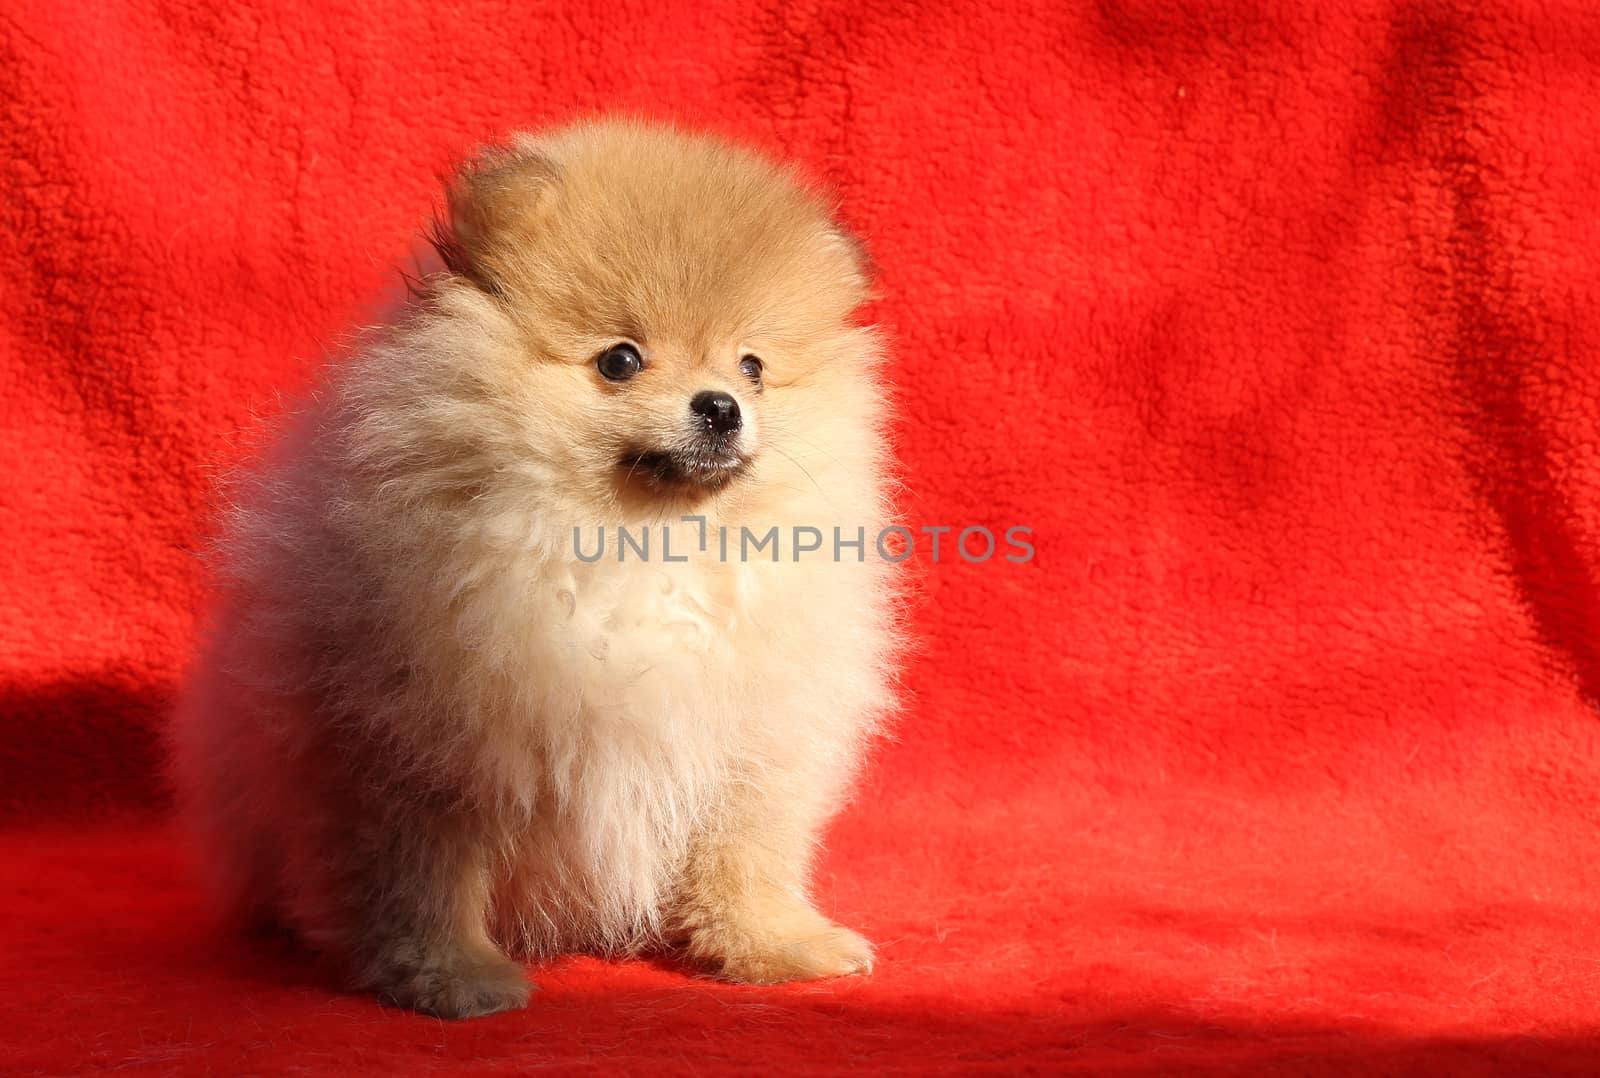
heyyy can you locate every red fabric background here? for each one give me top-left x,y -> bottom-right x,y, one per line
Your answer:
7,1 -> 1600,1073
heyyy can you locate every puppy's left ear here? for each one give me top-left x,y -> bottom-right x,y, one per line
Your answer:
432,137 -> 561,295
823,222 -> 877,309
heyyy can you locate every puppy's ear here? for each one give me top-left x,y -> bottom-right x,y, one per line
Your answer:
823,222 -> 877,309
432,139 -> 560,294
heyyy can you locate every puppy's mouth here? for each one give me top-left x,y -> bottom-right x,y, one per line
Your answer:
618,446 -> 751,494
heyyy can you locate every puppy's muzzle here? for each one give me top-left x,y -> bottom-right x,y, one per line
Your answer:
620,390 -> 752,494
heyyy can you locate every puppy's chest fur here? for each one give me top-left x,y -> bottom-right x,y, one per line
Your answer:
480,549 -> 802,952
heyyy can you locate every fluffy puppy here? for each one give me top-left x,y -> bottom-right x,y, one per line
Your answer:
171,119 -> 900,1018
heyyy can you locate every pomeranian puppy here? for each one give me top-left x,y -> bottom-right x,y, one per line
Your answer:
171,119 -> 899,1018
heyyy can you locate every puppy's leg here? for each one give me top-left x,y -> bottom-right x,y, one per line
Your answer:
329,804 -> 530,1019
671,785 -> 873,984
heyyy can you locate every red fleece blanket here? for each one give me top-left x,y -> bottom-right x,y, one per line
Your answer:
7,1 -> 1600,1074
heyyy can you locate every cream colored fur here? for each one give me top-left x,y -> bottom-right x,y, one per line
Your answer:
171,119 -> 899,1018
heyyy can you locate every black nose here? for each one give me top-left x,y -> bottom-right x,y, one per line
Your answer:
690,391 -> 742,435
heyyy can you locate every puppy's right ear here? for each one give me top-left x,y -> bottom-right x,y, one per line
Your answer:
431,139 -> 560,294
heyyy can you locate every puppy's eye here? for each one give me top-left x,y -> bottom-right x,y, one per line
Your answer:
738,354 -> 764,384
596,343 -> 643,382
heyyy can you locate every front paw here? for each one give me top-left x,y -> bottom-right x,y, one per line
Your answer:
687,911 -> 875,985
368,947 -> 533,1019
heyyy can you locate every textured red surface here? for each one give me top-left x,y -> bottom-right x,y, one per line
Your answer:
7,1 -> 1600,1073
